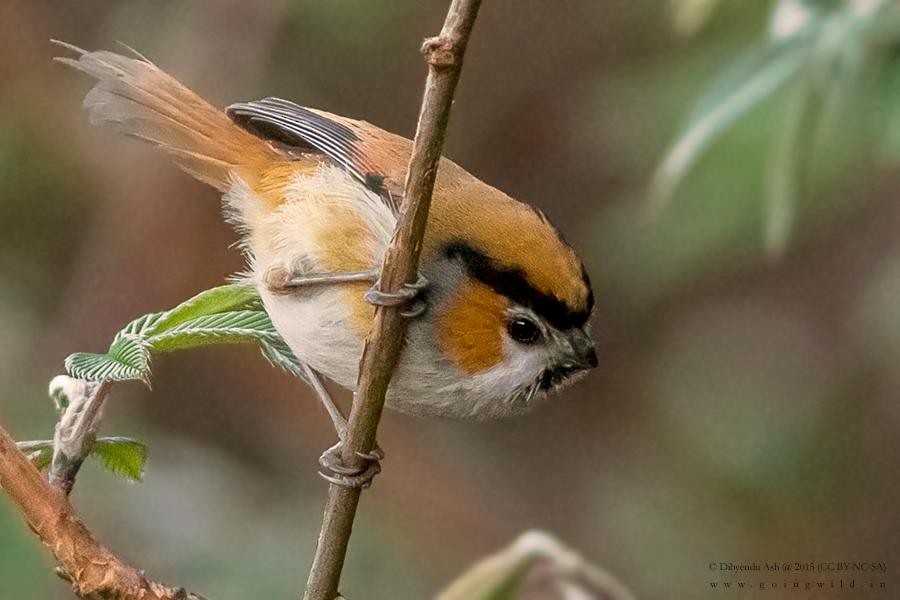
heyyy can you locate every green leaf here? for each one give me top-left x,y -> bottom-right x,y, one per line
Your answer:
62,283 -> 303,386
90,437 -> 147,482
19,437 -> 148,482
437,531 -> 635,600
259,337 -> 306,379
116,310 -> 169,339
668,0 -> 721,36
649,41 -> 809,212
65,335 -> 151,383
149,283 -> 261,334
764,76 -> 814,257
148,310 -> 278,353
16,440 -> 54,471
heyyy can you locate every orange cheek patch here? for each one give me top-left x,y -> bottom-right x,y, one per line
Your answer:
437,280 -> 508,375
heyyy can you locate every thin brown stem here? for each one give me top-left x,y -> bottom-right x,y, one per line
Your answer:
302,1 -> 483,599
0,423 -> 204,600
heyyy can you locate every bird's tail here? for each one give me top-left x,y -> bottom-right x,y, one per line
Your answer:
53,41 -> 281,191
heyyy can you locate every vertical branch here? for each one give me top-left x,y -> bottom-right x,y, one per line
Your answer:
302,1 -> 483,599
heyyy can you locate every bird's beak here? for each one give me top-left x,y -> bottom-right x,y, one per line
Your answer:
566,328 -> 598,371
539,329 -> 598,391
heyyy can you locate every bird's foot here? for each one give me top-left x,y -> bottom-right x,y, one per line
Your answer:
264,266 -> 295,294
364,273 -> 429,317
318,440 -> 384,489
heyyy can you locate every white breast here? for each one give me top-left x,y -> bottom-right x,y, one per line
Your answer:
260,286 -> 364,389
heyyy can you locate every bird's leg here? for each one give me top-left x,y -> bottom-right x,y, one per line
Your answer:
265,265 -> 429,318
300,362 -> 348,437
300,363 -> 383,489
265,266 -> 379,294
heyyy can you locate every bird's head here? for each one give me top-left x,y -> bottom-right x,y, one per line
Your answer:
418,189 -> 596,417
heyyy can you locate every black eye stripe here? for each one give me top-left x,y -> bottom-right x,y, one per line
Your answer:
444,241 -> 591,330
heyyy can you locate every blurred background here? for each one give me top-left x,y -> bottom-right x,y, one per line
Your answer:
1,0 -> 899,598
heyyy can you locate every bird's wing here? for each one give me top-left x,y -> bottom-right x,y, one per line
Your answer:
227,97 -> 412,210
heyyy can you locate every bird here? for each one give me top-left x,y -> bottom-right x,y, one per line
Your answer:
54,41 -> 597,487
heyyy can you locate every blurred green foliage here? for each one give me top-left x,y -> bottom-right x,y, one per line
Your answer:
657,0 -> 900,256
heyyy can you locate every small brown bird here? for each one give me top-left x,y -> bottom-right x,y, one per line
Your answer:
56,41 -> 596,486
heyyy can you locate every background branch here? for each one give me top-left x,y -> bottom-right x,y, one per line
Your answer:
0,423 -> 204,600
302,1 -> 483,599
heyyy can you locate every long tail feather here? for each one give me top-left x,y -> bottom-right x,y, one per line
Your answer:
53,40 -> 280,190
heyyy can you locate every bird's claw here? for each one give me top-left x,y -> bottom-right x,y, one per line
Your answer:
356,445 -> 385,462
399,301 -> 427,318
364,274 -> 428,318
318,440 -> 383,489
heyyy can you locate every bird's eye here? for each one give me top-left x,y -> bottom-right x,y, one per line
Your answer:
507,316 -> 542,344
